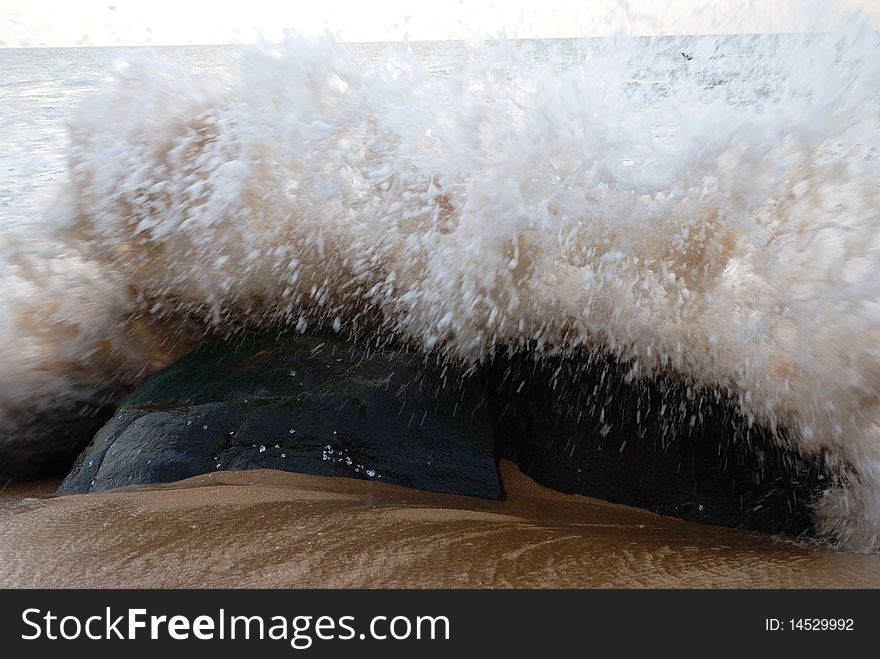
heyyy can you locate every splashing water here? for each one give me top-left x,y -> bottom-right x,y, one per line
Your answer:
2,6 -> 880,549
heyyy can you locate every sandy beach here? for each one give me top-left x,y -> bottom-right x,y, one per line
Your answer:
2,461 -> 879,588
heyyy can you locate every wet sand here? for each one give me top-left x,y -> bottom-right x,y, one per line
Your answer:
1,461 -> 879,588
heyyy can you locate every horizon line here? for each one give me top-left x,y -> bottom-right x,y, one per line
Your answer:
3,30 -> 874,50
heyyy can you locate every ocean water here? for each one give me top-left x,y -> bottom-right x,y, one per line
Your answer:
2,26 -> 880,550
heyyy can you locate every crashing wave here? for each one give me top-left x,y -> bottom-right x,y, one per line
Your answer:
2,24 -> 880,549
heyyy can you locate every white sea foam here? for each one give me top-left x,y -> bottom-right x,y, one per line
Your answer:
2,7 -> 880,549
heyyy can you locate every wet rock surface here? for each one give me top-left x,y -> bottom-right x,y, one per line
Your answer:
59,332 -> 838,541
60,333 -> 500,499
489,352 -> 836,537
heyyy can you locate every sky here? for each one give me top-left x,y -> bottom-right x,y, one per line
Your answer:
2,0 -> 879,48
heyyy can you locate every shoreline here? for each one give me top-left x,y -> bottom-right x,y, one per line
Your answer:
2,462 -> 879,588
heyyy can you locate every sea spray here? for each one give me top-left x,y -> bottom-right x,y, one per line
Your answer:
2,13 -> 880,549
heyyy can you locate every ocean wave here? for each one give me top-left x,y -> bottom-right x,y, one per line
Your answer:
3,23 -> 880,549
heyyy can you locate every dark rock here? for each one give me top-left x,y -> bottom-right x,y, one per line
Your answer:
60,332 -> 500,499
1,396 -> 118,481
59,330 -> 838,541
488,351 -> 837,537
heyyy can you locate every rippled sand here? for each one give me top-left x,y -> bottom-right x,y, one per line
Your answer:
1,462 -> 879,588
